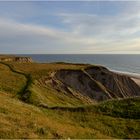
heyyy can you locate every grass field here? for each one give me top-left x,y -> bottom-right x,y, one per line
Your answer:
2,62 -> 94,106
0,92 -> 140,139
0,63 -> 26,96
0,62 -> 140,139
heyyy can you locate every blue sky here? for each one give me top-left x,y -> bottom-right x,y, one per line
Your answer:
0,1 -> 140,54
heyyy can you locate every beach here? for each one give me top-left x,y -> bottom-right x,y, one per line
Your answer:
123,74 -> 140,87
121,72 -> 140,87
113,70 -> 140,87
131,77 -> 140,87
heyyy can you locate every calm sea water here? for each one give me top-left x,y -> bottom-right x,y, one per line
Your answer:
19,54 -> 140,74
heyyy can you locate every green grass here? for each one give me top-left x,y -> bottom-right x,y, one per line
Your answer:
0,62 -> 92,107
97,97 -> 140,119
0,62 -> 140,139
44,97 -> 140,138
2,62 -> 93,107
27,83 -> 91,107
10,62 -> 86,79
0,63 -> 26,95
0,91 -> 140,139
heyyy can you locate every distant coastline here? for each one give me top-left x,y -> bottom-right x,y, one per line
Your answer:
17,54 -> 140,75
0,54 -> 140,87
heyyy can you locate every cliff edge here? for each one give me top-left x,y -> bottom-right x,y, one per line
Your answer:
0,55 -> 33,63
53,65 -> 140,102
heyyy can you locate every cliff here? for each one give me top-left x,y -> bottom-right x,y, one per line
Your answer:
0,55 -> 33,63
53,65 -> 140,102
0,62 -> 140,138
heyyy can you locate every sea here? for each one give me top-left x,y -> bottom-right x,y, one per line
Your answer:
19,54 -> 140,75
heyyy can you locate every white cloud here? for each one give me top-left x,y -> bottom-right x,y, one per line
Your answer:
0,18 -> 100,53
0,2 -> 140,54
54,7 -> 140,54
58,11 -> 140,38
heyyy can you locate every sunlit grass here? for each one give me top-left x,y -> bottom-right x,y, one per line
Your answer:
0,62 -> 140,139
0,63 -> 26,96
0,92 -> 140,139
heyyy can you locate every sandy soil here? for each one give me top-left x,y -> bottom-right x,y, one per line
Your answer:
123,73 -> 140,87
111,70 -> 140,87
131,78 -> 140,87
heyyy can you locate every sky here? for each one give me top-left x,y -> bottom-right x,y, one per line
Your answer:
0,1 -> 140,54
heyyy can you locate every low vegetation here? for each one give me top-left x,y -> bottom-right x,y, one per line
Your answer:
0,61 -> 140,138
0,63 -> 26,96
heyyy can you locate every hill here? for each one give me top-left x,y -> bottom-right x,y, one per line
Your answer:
0,92 -> 140,139
0,59 -> 140,138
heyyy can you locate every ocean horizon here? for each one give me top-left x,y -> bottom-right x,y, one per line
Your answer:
16,54 -> 140,75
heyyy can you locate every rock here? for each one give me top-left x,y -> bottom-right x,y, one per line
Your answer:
54,66 -> 140,102
54,69 -> 112,101
0,55 -> 33,63
85,66 -> 140,98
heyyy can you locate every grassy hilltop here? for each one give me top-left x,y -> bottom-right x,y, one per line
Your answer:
0,60 -> 140,139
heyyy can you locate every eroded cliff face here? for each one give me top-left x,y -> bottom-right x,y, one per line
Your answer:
0,56 -> 33,63
85,66 -> 140,97
54,66 -> 140,102
14,57 -> 33,63
54,69 -> 111,101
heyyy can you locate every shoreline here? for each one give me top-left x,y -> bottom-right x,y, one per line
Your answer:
0,54 -> 140,86
111,69 -> 140,86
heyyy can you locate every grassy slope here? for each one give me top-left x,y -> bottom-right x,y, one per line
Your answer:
0,63 -> 26,96
10,62 -> 86,79
0,92 -> 140,139
0,62 -> 88,107
0,62 -> 140,138
29,84 -> 90,106
9,62 -> 91,107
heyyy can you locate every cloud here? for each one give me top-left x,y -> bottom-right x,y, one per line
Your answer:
0,18 -> 100,53
58,10 -> 140,39
0,1 -> 140,54
54,6 -> 140,54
